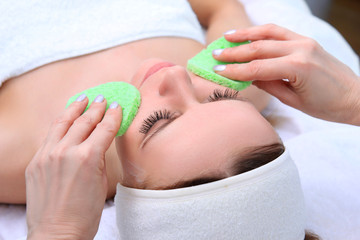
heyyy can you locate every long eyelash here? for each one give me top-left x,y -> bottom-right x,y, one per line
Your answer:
139,89 -> 240,134
139,109 -> 175,134
207,89 -> 240,102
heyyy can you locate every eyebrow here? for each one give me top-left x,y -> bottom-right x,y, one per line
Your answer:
140,98 -> 248,149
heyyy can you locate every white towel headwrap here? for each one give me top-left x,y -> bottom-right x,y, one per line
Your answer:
115,149 -> 306,240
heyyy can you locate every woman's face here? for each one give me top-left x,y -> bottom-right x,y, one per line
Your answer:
115,59 -> 280,189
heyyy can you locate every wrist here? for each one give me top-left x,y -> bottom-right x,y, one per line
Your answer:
344,76 -> 360,126
28,232 -> 80,240
27,224 -> 85,240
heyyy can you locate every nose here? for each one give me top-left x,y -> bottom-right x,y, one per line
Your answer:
157,66 -> 198,108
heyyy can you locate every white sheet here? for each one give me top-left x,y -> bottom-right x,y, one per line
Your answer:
287,128 -> 360,240
1,0 -> 359,239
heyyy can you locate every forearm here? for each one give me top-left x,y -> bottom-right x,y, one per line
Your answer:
189,0 -> 252,44
205,1 -> 252,44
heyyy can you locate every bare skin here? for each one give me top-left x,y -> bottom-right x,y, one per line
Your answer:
0,0 -> 271,203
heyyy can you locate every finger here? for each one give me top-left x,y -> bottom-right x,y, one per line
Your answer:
224,24 -> 304,43
253,80 -> 301,109
83,102 -> 122,152
61,94 -> 107,145
213,40 -> 293,63
46,94 -> 88,145
214,57 -> 294,82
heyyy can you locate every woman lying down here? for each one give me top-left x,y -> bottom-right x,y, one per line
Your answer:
5,0 -> 360,239
27,64 -> 308,239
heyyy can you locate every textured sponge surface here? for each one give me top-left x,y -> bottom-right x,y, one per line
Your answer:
66,82 -> 141,136
187,37 -> 251,91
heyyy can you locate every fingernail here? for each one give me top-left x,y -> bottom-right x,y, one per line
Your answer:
213,65 -> 226,72
212,49 -> 224,56
94,94 -> 104,103
76,94 -> 87,102
224,29 -> 236,35
109,101 -> 119,109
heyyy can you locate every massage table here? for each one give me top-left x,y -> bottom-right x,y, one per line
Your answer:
1,0 -> 359,239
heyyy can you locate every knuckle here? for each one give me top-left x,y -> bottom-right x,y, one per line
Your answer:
25,151 -> 47,177
98,120 -> 118,134
77,149 -> 92,162
75,115 -> 95,126
223,48 -> 240,62
248,40 -> 262,52
25,163 -> 35,178
259,24 -> 282,39
49,146 -> 67,161
265,23 -> 277,29
247,60 -> 262,77
76,146 -> 98,167
264,23 -> 279,33
289,56 -> 306,70
302,38 -> 319,53
52,115 -> 72,128
291,52 -> 310,67
264,23 -> 288,38
248,40 -> 263,54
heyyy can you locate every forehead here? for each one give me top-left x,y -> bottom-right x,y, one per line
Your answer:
140,100 -> 279,187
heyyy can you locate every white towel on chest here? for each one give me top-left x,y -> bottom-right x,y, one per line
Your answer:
0,0 -> 205,86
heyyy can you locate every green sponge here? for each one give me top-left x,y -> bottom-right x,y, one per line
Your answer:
66,82 -> 141,136
187,37 -> 251,91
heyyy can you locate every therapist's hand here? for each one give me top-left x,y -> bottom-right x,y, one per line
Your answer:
213,24 -> 360,125
25,95 -> 122,240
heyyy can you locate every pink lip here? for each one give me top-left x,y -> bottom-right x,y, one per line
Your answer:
140,62 -> 175,86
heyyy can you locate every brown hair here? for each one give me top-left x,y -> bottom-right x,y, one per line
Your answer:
305,231 -> 321,240
152,142 -> 285,190
230,142 -> 285,175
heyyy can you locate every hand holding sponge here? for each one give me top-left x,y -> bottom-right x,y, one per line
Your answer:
66,82 -> 141,136
187,37 -> 250,91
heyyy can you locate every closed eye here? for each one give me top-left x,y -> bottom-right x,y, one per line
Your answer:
139,89 -> 246,135
139,88 -> 248,148
207,89 -> 247,102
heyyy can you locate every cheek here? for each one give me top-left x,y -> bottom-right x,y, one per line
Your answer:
115,137 -> 147,187
113,90 -> 159,176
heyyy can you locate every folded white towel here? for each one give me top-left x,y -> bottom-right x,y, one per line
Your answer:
115,149 -> 306,240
